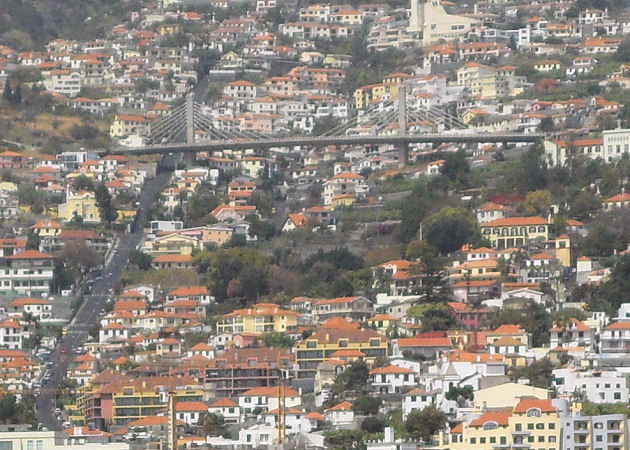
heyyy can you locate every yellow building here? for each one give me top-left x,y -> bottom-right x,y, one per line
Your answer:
451,398 -> 560,449
109,115 -> 148,138
217,302 -> 300,334
555,234 -> 571,267
353,82 -> 400,109
451,410 -> 512,449
78,375 -> 203,428
295,317 -> 388,378
29,220 -> 62,237
116,209 -> 137,223
510,398 -> 561,449
480,216 -> 550,249
142,233 -> 202,256
58,191 -> 100,223
240,157 -> 266,178
366,314 -> 398,335
331,193 -> 355,209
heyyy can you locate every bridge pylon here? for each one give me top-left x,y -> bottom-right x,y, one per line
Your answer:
183,92 -> 196,166
398,85 -> 409,166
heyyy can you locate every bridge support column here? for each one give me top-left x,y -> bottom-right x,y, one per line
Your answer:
184,93 -> 196,166
398,85 -> 408,166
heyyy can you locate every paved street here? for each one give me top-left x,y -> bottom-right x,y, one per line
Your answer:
35,158 -> 174,430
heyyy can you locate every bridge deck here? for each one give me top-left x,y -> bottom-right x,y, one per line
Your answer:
105,133 -> 543,155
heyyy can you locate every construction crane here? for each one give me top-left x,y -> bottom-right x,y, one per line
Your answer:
168,392 -> 177,450
277,372 -> 286,445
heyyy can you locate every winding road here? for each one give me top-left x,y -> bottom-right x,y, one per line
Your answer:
36,157 -> 174,430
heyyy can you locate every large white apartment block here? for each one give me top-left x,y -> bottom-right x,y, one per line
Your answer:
553,368 -> 629,404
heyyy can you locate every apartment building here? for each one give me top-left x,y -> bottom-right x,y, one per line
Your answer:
204,348 -> 293,397
216,302 -> 300,334
562,414 -> 627,450
295,318 -> 388,378
0,250 -> 55,298
480,216 -> 550,249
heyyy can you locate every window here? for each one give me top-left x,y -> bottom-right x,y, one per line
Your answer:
528,423 -> 534,430
470,438 -> 476,444
548,436 -> 556,443
526,408 -> 542,417
483,422 -> 498,430
548,423 -> 555,429
538,435 -> 545,442
536,423 -> 545,429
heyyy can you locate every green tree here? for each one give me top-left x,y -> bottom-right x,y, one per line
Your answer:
73,175 -> 95,192
512,358 -> 554,388
129,250 -> 152,271
423,207 -> 478,254
195,247 -> 270,302
95,183 -> 116,224
445,385 -> 474,403
11,83 -> 21,104
199,412 -> 224,436
3,79 -> 11,101
408,302 -> 458,332
352,395 -> 382,415
539,116 -> 554,132
523,190 -> 552,216
261,332 -> 294,348
333,361 -> 370,393
361,416 -> 386,433
440,149 -> 470,187
324,430 -> 366,450
405,405 -> 446,442
26,229 -> 40,251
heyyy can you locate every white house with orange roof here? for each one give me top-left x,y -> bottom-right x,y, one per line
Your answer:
600,321 -> 630,356
374,260 -> 423,297
475,201 -> 507,223
166,286 -> 213,304
99,322 -> 127,343
603,191 -> 630,210
324,401 -> 354,427
173,401 -> 209,425
549,318 -> 595,351
187,342 -> 214,359
370,365 -> 417,394
223,80 -> 257,100
239,386 -> 301,416
322,171 -> 368,205
208,397 -> 240,423
8,298 -> 52,321
0,320 -> 23,349
402,387 -> 444,420
282,213 -> 308,232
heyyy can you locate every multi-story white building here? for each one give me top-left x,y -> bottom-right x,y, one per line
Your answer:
603,128 -> 630,162
561,414 -> 626,450
43,70 -> 82,97
0,250 -> 55,298
8,298 -> 52,321
0,320 -> 23,349
600,322 -> 630,355
554,368 -> 629,404
322,171 -> 368,205
370,365 -> 417,394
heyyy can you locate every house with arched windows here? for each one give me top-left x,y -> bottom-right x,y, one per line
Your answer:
480,216 -> 550,249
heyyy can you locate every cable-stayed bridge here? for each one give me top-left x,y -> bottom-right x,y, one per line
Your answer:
109,87 -> 543,165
